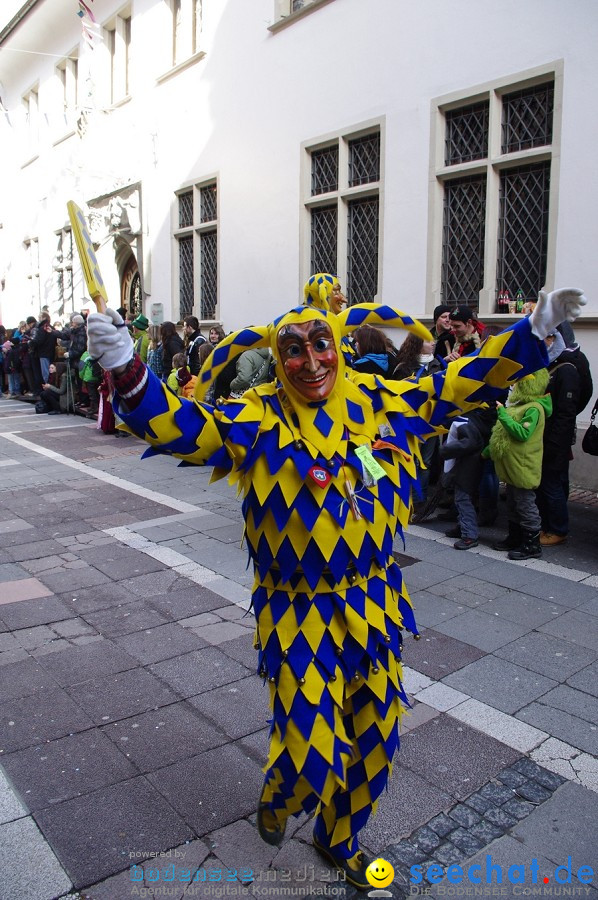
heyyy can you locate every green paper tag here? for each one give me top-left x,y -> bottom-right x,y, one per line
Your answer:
355,445 -> 387,482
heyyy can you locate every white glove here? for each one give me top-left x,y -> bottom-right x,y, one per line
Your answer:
529,288 -> 587,340
63,352 -> 69,359
87,308 -> 135,370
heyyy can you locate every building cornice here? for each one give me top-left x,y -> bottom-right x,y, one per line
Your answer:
0,0 -> 43,45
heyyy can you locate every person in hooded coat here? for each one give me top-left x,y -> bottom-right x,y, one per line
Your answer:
487,368 -> 552,559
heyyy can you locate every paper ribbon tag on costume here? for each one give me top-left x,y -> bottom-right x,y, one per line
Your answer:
308,466 -> 331,489
355,445 -> 387,482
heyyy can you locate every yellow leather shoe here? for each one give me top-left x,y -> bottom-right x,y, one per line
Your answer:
540,532 -> 567,546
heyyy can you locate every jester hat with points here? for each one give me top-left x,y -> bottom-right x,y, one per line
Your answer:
195,303 -> 433,457
303,272 -> 339,311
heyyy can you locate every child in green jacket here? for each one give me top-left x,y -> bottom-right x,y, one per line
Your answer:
485,368 -> 552,560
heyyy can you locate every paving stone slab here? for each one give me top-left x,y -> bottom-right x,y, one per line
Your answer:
566,659 -> 598,697
443,656 -> 558,715
480,592 -> 564,628
398,717 -> 519,800
0,593 -> 69,632
517,574 -> 598,607
0,687 -> 94,753
425,835 -> 557,896
537,683 -> 598,724
495,631 -> 596,680
35,776 -> 194,889
146,586 -> 229,620
101,701 -> 228,772
0,816 -> 71,900
149,647 -> 252,698
400,629 -> 484,680
1,729 -> 137,812
0,562 -> 32,582
401,700 -> 440,733
77,543 -> 170,578
539,609 -> 598,651
14,624 -> 62,650
513,780 -> 552,804
67,667 -> 178,725
495,767 -> 528,790
35,640 -> 138,686
50,617 -> 97,638
432,609 -> 530,653
190,620 -> 254,645
113,622 -> 208,665
420,574 -> 508,603
418,548 -> 490,574
0,647 -> 28,666
206,819 -> 278,876
39,566 -> 111,593
201,523 -> 245,544
408,591 -> 465,627
360,766 -> 453,854
0,767 -> 27,824
0,656 -> 61,701
427,812 -> 457,839
401,562 -> 451,592
188,675 -> 269,740
511,758 -> 566,790
55,583 -> 139,615
146,743 -> 263,835
82,601 -> 170,637
430,839 -> 468,867
117,570 -> 184,597
516,702 -> 598,755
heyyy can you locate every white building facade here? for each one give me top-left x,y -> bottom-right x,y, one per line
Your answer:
1,0 -> 596,352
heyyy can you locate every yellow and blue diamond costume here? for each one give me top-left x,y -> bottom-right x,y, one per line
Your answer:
113,304 -> 548,859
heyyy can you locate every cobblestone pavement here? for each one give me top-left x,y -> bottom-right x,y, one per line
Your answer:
0,398 -> 596,900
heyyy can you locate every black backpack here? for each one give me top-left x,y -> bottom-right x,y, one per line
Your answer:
568,349 -> 593,414
552,349 -> 593,415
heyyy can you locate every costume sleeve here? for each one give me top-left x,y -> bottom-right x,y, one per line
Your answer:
113,364 -> 253,473
387,317 -> 548,437
497,405 -> 541,442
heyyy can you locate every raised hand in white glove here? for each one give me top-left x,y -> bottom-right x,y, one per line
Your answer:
87,308 -> 135,370
529,288 -> 587,340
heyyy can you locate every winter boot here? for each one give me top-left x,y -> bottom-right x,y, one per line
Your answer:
493,521 -> 522,551
508,530 -> 542,561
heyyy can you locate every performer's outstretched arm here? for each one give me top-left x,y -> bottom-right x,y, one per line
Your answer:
384,289 -> 586,433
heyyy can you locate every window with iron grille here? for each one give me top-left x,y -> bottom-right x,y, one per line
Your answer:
502,83 -> 554,153
179,190 -> 193,228
304,125 -> 381,305
178,234 -> 194,319
174,181 -> 218,322
310,206 -> 338,275
433,73 -> 557,313
441,176 -> 486,305
347,197 -> 379,304
497,162 -> 550,303
348,134 -> 380,187
445,102 -> 489,166
311,146 -> 338,196
200,184 -> 217,223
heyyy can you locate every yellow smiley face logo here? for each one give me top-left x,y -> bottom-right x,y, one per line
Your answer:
366,857 -> 395,888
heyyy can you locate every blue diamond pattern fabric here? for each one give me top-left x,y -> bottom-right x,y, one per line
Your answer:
114,315 -> 551,857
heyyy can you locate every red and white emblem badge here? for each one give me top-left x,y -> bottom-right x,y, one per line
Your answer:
308,466 -> 331,488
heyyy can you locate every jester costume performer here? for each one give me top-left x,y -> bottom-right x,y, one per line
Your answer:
86,289 -> 584,890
